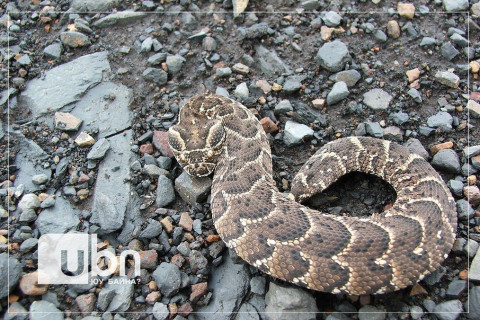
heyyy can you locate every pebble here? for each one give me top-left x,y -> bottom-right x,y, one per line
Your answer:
443,0 -> 468,12
43,42 -> 63,59
433,300 -> 463,320
0,253 -> 22,299
189,250 -> 208,274
143,164 -> 168,178
383,126 -> 403,141
232,63 -> 250,75
330,70 -> 361,87
387,20 -> 401,38
20,272 -> 48,296
427,111 -> 453,129
30,300 -> 64,320
174,171 -> 212,205
156,175 -> 175,208
202,36 -> 217,52
448,180 -> 464,197
139,218 -> 163,239
143,68 -> 168,84
420,36 -> 437,47
435,71 -> 460,88
152,131 -> 174,158
374,29 -> 387,42
464,185 -> 480,206
60,31 -> 90,48
87,138 -> 111,160
431,149 -> 461,173
327,81 -> 349,105
450,33 -> 469,47
407,88 -> 422,103
365,122 -> 384,138
456,199 -> 475,220
55,112 -> 82,131
215,67 -> 232,78
282,76 -> 304,93
397,3 -> 415,19
250,276 -> 266,295
32,173 -> 49,185
316,40 -> 351,72
466,286 -> 480,319
440,42 -> 460,61
363,88 -> 393,110
234,82 -> 249,99
153,263 -> 183,298
274,99 -> 293,115
405,138 -> 429,159
464,145 -> 480,158
75,132 -> 95,147
97,276 -> 134,312
190,282 -> 208,303
466,239 -> 479,258
431,141 -> 454,154
148,52 -> 167,65
283,121 -> 314,146
139,250 -> 158,269
76,293 -> 96,315
466,100 -> 480,118
410,306 -> 424,320
93,11 -> 148,28
390,111 -> 409,125
141,37 -> 154,52
446,279 -> 467,297
152,302 -> 169,320
323,11 -> 342,27
265,282 -> 318,320
358,305 -> 386,320
166,55 -> 186,75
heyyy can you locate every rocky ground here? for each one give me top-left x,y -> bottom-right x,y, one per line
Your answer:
1,0 -> 480,319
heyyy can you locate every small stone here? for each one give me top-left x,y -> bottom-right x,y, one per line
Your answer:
139,250 -> 158,269
464,145 -> 480,158
433,300 -> 463,320
189,250 -> 208,274
420,36 -> 437,47
431,149 -> 461,173
139,144 -> 154,155
141,37 -> 154,53
190,282 -> 208,303
431,141 -> 454,154
358,305 -> 386,320
435,71 -> 460,88
327,81 -> 349,105
464,186 -> 480,206
152,302 -> 169,320
410,306 -> 424,320
29,300 -> 63,320
215,67 -> 232,78
232,63 -> 250,75
331,70 -> 361,87
441,42 -> 460,61
451,33 -> 469,47
446,280 -> 467,297
146,291 -> 161,304
312,98 -> 325,109
427,111 -> 453,129
60,31 -> 90,47
55,112 -> 82,131
406,68 -> 420,83
260,117 -> 278,133
148,52 -> 167,65
143,164 -> 168,178
448,180 -> 464,197
156,175 -> 175,208
87,138 -> 111,160
177,302 -> 193,317
76,293 -> 96,315
466,100 -> 480,118
202,36 -> 217,52
408,88 -> 422,103
387,20 -> 401,38
466,286 -> 480,319
265,283 -> 318,320
166,55 -> 186,75
316,40 -> 350,72
179,212 -> 193,231
365,122 -> 384,138
274,99 -> 293,115
153,263 -> 182,298
153,131 -> 174,157
32,174 -> 49,185
75,132 -> 95,147
174,171 -> 212,205
43,43 -> 62,59
234,82 -> 249,99
398,3 -> 415,19
250,276 -> 266,295
443,0 -> 468,12
322,11 -> 342,27
383,126 -> 403,141
77,189 -> 89,200
363,88 -> 393,110
20,272 -> 48,295
390,111 -> 409,125
160,217 -> 174,234
283,121 -> 314,146
143,68 -> 168,84
282,76 -> 303,93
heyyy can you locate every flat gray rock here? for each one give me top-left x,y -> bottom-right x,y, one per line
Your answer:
265,282 -> 318,320
466,286 -> 480,319
433,300 -> 463,320
43,42 -> 62,59
330,69 -> 361,87
71,0 -> 120,11
363,88 -> 393,110
316,40 -> 350,72
97,276 -> 134,312
156,175 -> 175,208
87,138 -> 111,160
469,247 -> 480,281
274,99 -> 293,115
70,82 -> 133,139
358,305 -> 386,320
435,71 -> 460,88
152,262 -> 182,298
93,11 -> 148,28
91,130 -> 134,233
365,122 -> 384,138
464,145 -> 480,158
254,45 -> 291,76
13,137 -> 52,193
427,111 -> 453,129
174,171 -> 212,205
283,121 -> 314,146
327,81 -> 349,105
431,149 -> 461,173
19,51 -> 110,117
143,67 -> 168,84
152,302 -> 169,320
194,252 -> 250,320
166,55 -> 186,75
443,0 -> 468,12
35,193 -> 80,235
30,301 -> 64,320
0,253 -> 22,300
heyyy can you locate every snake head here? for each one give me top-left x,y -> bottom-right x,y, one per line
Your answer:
168,119 -> 225,177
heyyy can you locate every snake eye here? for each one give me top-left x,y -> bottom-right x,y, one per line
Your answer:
207,150 -> 214,159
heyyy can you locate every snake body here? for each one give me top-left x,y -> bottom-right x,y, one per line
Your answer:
168,93 -> 457,295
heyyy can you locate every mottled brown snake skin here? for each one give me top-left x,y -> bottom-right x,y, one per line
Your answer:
168,93 -> 457,295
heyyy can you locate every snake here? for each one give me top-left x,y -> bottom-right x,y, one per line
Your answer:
167,92 -> 457,295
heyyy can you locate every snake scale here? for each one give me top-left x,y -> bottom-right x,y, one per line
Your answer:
167,92 -> 457,295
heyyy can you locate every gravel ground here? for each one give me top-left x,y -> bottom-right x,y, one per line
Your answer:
1,0 -> 480,319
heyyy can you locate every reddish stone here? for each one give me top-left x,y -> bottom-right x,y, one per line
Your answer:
139,143 -> 154,155
464,185 -> 480,206
76,293 -> 96,315
78,173 -> 90,183
139,250 -> 158,269
179,212 -> 193,231
153,131 -> 174,157
206,234 -> 220,243
260,117 -> 278,133
189,282 -> 208,303
171,253 -> 186,268
177,302 -> 193,317
146,291 -> 161,304
19,272 -> 48,295
470,92 -> 480,101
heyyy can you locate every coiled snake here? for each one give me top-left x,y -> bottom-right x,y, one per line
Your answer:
167,92 -> 457,295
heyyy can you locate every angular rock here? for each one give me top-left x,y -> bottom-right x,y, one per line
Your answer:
433,300 -> 463,320
60,32 -> 90,48
35,193 -> 80,235
443,0 -> 468,12
254,45 -> 291,76
330,70 -> 361,87
0,253 -> 22,299
466,100 -> 480,118
93,11 -> 148,28
363,88 -> 393,110
166,55 -> 186,75
153,263 -> 182,298
55,112 -> 82,131
427,111 -> 453,129
327,81 -> 349,105
365,122 -> 384,138
265,282 -> 318,320
274,99 -> 293,115
29,301 -> 63,320
143,68 -> 168,84
431,149 -> 461,173
43,43 -> 63,59
234,82 -> 249,99
282,76 -> 304,94
435,71 -> 460,88
323,11 -> 342,27
156,175 -> 175,208
152,302 -> 169,320
153,131 -> 174,157
87,138 -> 111,160
97,276 -> 134,312
358,306 -> 386,320
441,42 -> 460,61
71,0 -> 120,12
174,171 -> 212,205
466,286 -> 480,319
283,121 -> 314,146
19,51 -> 110,117
316,40 -> 350,72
